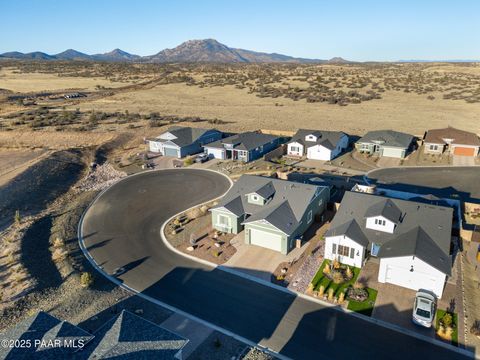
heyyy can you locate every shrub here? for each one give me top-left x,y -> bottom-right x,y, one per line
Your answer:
184,158 -> 193,166
318,285 -> 325,296
14,210 -> 21,225
441,313 -> 453,328
332,270 -> 345,284
328,288 -> 334,301
80,272 -> 94,288
53,237 -> 64,248
52,248 -> 67,262
470,320 -> 480,336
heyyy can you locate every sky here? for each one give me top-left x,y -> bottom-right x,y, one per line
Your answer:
1,0 -> 479,61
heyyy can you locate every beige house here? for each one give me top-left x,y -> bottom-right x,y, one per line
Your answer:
423,126 -> 480,157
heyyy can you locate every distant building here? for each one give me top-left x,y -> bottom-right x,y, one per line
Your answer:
203,132 -> 281,162
287,129 -> 349,160
147,126 -> 222,158
355,130 -> 416,158
423,126 -> 480,157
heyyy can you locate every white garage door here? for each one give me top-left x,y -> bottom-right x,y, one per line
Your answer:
385,265 -> 437,292
206,148 -> 225,159
249,228 -> 282,252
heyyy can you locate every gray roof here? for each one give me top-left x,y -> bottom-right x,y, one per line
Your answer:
289,129 -> 347,150
364,198 -> 403,224
0,311 -> 93,360
212,175 -> 327,235
357,130 -> 415,148
205,132 -> 279,151
84,310 -> 187,360
154,126 -> 219,147
326,191 -> 453,275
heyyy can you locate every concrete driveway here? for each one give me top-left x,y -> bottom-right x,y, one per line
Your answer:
224,232 -> 308,281
453,155 -> 475,166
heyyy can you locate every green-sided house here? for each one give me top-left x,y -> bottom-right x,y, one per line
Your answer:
210,175 -> 330,254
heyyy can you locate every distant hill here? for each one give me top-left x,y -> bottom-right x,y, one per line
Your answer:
145,39 -> 323,63
0,39 -> 344,63
93,48 -> 141,61
55,49 -> 91,60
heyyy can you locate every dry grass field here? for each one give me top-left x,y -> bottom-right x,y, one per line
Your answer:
0,67 -> 140,92
0,61 -> 479,141
72,81 -> 480,135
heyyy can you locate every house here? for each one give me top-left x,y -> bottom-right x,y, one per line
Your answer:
287,129 -> 349,160
84,310 -> 188,359
0,311 -> 93,359
210,175 -> 330,254
355,130 -> 416,158
203,132 -> 281,162
147,126 -> 222,158
324,191 -> 453,298
423,126 -> 480,157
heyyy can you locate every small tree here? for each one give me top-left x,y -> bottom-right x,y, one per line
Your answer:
318,285 -> 325,297
80,272 -> 94,288
328,288 -> 334,301
14,210 -> 21,225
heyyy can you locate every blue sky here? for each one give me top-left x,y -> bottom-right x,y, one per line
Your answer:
1,0 -> 479,61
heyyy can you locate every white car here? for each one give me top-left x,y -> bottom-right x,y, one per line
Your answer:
412,290 -> 436,328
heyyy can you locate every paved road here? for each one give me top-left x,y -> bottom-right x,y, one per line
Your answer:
367,166 -> 480,202
81,169 -> 472,360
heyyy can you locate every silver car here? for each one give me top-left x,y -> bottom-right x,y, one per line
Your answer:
412,290 -> 436,328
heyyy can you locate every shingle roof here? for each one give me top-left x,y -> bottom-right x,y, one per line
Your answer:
0,311 -> 93,360
424,126 -> 480,146
212,175 -> 328,235
289,129 -> 347,150
377,226 -> 452,275
205,132 -> 279,151
154,126 -> 218,147
326,191 -> 453,275
364,198 -> 403,224
357,130 -> 415,148
84,310 -> 187,360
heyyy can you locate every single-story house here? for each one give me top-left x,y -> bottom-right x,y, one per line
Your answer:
423,126 -> 480,157
210,175 -> 330,254
147,126 -> 222,158
203,132 -> 281,162
355,130 -> 416,158
324,191 -> 453,298
287,129 -> 349,160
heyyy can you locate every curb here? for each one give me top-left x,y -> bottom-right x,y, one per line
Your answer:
78,168 -> 290,360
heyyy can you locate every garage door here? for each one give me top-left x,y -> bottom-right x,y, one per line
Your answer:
207,148 -> 225,159
163,147 -> 179,157
453,146 -> 475,156
249,228 -> 282,252
385,265 -> 437,292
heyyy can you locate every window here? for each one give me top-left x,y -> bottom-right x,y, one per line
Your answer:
332,243 -> 337,254
429,144 -> 438,151
252,195 -> 258,201
338,245 -> 350,257
375,218 -> 386,226
217,214 -> 230,228
307,210 -> 313,224
291,146 -> 300,153
350,248 -> 355,259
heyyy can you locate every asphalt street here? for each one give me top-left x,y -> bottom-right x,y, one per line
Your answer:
80,169 -> 472,359
367,166 -> 480,202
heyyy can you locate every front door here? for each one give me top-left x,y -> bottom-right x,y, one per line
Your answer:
371,243 -> 381,257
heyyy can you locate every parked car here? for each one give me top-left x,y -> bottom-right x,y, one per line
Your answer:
412,290 -> 436,328
195,153 -> 209,163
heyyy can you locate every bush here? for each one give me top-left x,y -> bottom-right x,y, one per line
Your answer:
184,158 -> 193,166
80,272 -> 94,288
441,313 -> 453,328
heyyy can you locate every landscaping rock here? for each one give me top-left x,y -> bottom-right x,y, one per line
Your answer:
186,246 -> 194,252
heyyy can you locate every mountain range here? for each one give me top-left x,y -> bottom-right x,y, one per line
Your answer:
0,39 -> 347,64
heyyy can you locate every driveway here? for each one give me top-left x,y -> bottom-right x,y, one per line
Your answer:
453,155 -> 475,166
80,169 -> 469,359
224,232 -> 309,281
360,261 -> 434,337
